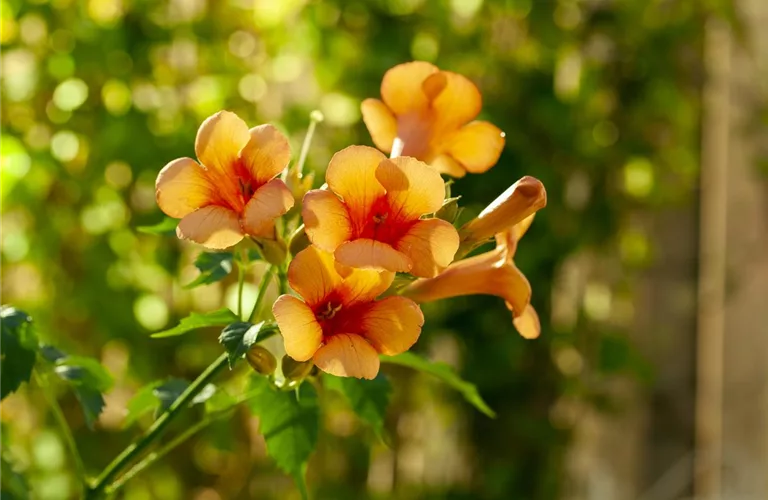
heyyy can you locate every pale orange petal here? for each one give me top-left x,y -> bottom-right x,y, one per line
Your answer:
431,71 -> 482,132
273,295 -> 323,361
336,266 -> 395,306
313,333 -> 380,379
495,214 -> 536,257
361,98 -> 397,154
287,246 -> 342,308
502,261 -> 533,316
511,304 -> 540,339
335,239 -> 412,273
375,157 -> 445,221
325,146 -> 387,228
239,124 -> 292,185
302,190 -> 353,252
446,121 -> 505,174
156,157 -> 214,218
430,154 -> 466,178
395,218 -> 460,278
381,61 -> 439,115
359,296 -> 423,356
176,206 -> 244,249
241,179 -> 294,237
194,111 -> 250,177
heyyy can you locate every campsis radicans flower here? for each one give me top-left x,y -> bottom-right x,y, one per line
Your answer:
302,145 -> 460,278
273,246 -> 424,379
361,61 -> 505,177
155,111 -> 293,249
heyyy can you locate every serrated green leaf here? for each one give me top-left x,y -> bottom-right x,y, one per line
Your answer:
218,321 -> 264,368
53,356 -> 114,393
151,308 -> 239,338
123,379 -> 215,427
204,387 -> 237,414
324,373 -> 391,439
184,252 -> 234,289
153,378 -> 190,415
123,381 -> 162,428
0,306 -> 37,400
39,344 -> 67,363
381,352 -> 496,418
137,217 -> 177,235
248,376 -> 318,499
73,386 -> 106,429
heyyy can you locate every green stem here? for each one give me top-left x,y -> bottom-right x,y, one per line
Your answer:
249,266 -> 276,322
34,371 -> 87,488
85,353 -> 230,499
295,110 -> 324,175
237,248 -> 248,319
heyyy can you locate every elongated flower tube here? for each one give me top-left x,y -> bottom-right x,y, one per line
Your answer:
155,111 -> 294,249
273,246 -> 424,379
403,215 -> 541,339
302,145 -> 460,278
361,61 -> 505,177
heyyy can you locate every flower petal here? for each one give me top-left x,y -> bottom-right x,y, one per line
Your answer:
195,111 -> 250,177
273,295 -> 323,361
430,154 -> 467,178
431,71 -> 482,132
156,157 -> 215,218
302,190 -> 353,252
511,304 -> 540,340
375,157 -> 445,221
381,61 -> 439,115
326,146 -> 387,228
336,266 -> 395,307
496,214 -> 536,257
395,218 -> 460,278
239,124 -> 292,186
176,206 -> 244,249
359,296 -> 423,356
361,98 -> 398,154
313,333 -> 380,379
287,246 -> 342,308
241,178 -> 294,237
335,239 -> 412,273
446,121 -> 505,174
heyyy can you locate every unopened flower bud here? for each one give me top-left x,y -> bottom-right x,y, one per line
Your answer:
288,225 -> 311,256
254,236 -> 288,265
246,346 -> 277,375
282,355 -> 314,381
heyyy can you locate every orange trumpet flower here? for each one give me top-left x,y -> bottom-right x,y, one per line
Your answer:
403,215 -> 541,339
155,111 -> 294,249
361,61 -> 505,177
272,246 -> 424,379
302,145 -> 460,278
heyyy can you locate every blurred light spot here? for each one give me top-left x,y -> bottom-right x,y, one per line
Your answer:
343,4 -> 370,28
46,101 -> 72,124
53,78 -> 89,111
132,82 -> 161,111
3,231 -> 29,262
192,487 -> 222,500
24,124 -> 51,150
316,3 -> 340,26
168,37 -> 198,72
238,74 -> 267,102
50,29 -> 75,53
108,229 -> 137,256
271,54 -> 303,83
101,339 -> 130,379
387,0 -> 425,16
1,135 -> 31,178
224,281 -> 257,316
0,3 -> 18,44
554,3 -> 581,30
105,161 -> 133,188
88,0 -> 124,26
623,157 -> 654,198
50,131 -> 79,161
133,294 -> 169,331
508,0 -> 532,17
80,200 -> 127,234
554,46 -> 581,101
2,49 -> 37,101
228,31 -> 257,58
583,282 -> 612,321
253,0 -> 304,28
33,430 -> 66,471
47,53 -> 76,80
564,171 -> 591,210
320,92 -> 360,127
102,79 -> 132,115
188,77 -> 225,117
554,347 -> 584,376
19,14 -> 47,46
592,120 -> 619,147
411,32 -> 439,62
620,229 -> 650,265
450,0 -> 482,18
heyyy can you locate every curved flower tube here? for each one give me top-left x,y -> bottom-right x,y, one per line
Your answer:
273,246 -> 424,379
302,145 -> 460,278
155,111 -> 294,249
361,61 -> 505,177
403,215 -> 541,339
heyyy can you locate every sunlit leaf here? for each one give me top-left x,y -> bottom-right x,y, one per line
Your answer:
0,306 -> 37,400
123,381 -> 162,428
381,352 -> 496,418
53,356 -> 114,393
136,217 -> 178,235
153,378 -> 190,414
151,308 -> 239,338
123,379 -> 216,428
218,321 -> 265,369
248,376 -> 318,499
324,373 -> 391,440
184,252 -> 234,289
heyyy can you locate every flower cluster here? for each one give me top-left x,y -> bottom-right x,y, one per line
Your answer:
156,62 -> 547,379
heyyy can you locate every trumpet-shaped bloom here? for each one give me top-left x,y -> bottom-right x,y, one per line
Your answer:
302,145 -> 460,278
272,246 -> 424,379
155,111 -> 294,249
361,61 -> 505,177
403,214 -> 541,339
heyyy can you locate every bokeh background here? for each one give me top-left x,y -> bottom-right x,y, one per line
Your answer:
2,0 -> 767,499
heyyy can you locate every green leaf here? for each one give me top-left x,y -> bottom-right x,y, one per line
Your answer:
1,452 -> 29,499
53,356 -> 114,392
137,217 -> 177,235
0,306 -> 38,400
124,379 -> 216,427
72,386 -> 106,429
203,386 -> 237,414
248,376 -> 319,499
151,308 -> 239,338
381,352 -> 496,418
123,381 -> 162,428
153,378 -> 191,414
218,321 -> 264,368
184,252 -> 234,289
324,373 -> 391,439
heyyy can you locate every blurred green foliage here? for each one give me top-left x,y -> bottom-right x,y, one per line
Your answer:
1,0 -> 712,498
